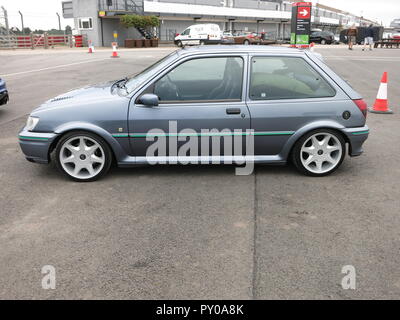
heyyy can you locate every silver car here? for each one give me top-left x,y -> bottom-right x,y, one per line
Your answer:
19,46 -> 369,181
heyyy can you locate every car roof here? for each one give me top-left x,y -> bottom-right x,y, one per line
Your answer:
177,45 -> 305,56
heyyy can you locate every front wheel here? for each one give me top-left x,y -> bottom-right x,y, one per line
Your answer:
321,39 -> 326,45
176,40 -> 183,47
291,129 -> 345,177
243,40 -> 250,45
55,131 -> 112,182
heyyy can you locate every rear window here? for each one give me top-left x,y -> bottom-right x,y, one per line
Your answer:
249,56 -> 336,100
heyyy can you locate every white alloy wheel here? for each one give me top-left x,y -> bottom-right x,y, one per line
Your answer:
300,133 -> 343,174
59,136 -> 106,180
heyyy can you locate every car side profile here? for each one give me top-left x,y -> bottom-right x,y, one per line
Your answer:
19,46 -> 369,181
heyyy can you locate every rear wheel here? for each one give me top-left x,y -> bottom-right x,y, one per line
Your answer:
55,131 -> 112,182
321,39 -> 327,45
243,40 -> 250,45
291,129 -> 345,177
176,40 -> 183,47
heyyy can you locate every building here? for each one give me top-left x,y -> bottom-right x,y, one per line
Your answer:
62,0 -> 379,47
390,18 -> 400,31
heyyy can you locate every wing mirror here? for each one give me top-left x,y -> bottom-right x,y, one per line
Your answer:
139,94 -> 159,107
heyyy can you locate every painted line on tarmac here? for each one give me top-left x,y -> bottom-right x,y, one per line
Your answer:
325,57 -> 400,62
324,55 -> 400,60
3,58 -> 110,78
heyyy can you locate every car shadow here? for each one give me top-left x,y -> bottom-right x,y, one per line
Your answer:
108,163 -> 298,179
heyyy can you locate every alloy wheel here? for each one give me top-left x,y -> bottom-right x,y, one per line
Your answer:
59,136 -> 106,180
300,133 -> 343,174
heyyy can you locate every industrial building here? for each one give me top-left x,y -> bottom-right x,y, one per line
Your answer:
62,0 -> 379,47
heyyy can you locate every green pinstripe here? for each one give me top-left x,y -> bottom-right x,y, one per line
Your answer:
112,131 -> 295,138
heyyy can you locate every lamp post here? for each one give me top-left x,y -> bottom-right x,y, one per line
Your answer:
19,11 -> 24,33
56,12 -> 61,31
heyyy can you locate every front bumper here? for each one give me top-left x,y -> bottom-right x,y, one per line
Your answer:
18,128 -> 58,164
342,125 -> 370,157
0,91 -> 8,105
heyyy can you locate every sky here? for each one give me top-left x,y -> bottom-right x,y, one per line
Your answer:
0,0 -> 399,30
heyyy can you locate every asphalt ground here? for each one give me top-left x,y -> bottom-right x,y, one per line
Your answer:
0,45 -> 399,299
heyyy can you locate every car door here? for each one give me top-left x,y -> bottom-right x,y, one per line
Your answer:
246,54 -> 342,156
180,28 -> 191,45
129,54 -> 251,161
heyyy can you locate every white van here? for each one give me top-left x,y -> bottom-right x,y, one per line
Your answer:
174,24 -> 222,47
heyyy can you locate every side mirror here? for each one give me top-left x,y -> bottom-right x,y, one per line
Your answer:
139,93 -> 159,107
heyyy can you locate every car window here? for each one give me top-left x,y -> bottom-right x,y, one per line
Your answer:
153,57 -> 244,102
249,57 -> 336,100
181,29 -> 190,36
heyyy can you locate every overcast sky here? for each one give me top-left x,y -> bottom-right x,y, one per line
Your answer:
0,0 -> 399,30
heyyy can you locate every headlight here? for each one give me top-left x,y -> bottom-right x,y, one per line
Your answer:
26,116 -> 40,131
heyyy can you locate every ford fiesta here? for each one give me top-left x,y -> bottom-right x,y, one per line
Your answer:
19,46 -> 369,181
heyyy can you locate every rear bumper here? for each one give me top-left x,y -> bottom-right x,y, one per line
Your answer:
342,126 -> 370,157
18,128 -> 58,164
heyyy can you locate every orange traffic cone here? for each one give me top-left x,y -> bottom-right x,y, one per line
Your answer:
111,42 -> 119,58
369,72 -> 393,114
88,41 -> 94,53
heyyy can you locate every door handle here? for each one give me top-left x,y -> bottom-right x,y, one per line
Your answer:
226,108 -> 241,115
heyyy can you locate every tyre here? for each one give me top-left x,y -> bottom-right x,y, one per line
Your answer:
291,129 -> 346,177
55,131 -> 113,182
243,40 -> 250,45
321,39 -> 326,45
199,40 -> 205,46
176,40 -> 183,47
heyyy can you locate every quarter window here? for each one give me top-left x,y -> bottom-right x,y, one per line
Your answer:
249,57 -> 336,100
154,57 -> 244,102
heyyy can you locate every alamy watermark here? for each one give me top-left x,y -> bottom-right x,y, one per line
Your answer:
341,265 -> 356,290
41,265 -> 56,290
144,121 -> 255,175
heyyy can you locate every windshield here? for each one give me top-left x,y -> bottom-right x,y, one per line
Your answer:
124,51 -> 178,93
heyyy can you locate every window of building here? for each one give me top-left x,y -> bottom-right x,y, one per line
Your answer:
78,17 -> 93,30
153,57 -> 244,102
249,57 -> 336,100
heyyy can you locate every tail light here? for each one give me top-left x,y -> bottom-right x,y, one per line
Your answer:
353,99 -> 368,118
175,33 -> 180,37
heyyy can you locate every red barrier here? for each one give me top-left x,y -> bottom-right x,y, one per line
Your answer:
75,35 -> 83,47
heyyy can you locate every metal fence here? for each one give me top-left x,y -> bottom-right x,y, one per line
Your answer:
0,34 -> 87,49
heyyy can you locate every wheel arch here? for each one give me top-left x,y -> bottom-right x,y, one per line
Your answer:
49,122 -> 126,162
281,121 -> 350,160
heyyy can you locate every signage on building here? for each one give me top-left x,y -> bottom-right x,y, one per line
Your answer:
290,2 -> 312,46
99,11 -> 106,17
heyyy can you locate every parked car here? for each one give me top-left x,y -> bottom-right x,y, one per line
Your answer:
221,31 -> 235,44
232,32 -> 261,45
0,78 -> 9,106
174,24 -> 222,47
259,32 -> 277,45
19,46 -> 369,181
310,31 -> 335,44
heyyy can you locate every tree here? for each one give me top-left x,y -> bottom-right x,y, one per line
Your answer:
65,25 -> 72,34
120,15 -> 160,38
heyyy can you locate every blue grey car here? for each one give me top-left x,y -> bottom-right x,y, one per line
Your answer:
19,46 -> 369,181
0,78 -> 9,106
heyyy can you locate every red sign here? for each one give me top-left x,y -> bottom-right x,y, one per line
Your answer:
297,6 -> 311,19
